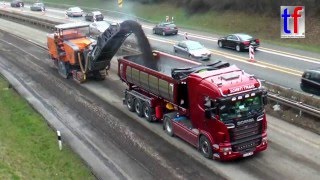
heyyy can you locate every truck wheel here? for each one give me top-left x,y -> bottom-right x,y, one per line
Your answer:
199,136 -> 213,159
163,116 -> 174,137
93,70 -> 106,80
125,93 -> 135,112
143,103 -> 154,122
134,99 -> 144,117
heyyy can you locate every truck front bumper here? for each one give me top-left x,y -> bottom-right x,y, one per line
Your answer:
213,135 -> 268,161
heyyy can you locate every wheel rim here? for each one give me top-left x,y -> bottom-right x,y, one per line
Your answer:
201,140 -> 210,155
219,41 -> 222,47
165,120 -> 172,133
162,31 -> 165,36
236,45 -> 240,51
127,95 -> 133,109
135,101 -> 141,114
144,106 -> 149,119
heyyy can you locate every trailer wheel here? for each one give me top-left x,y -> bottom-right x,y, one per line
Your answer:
143,103 -> 154,122
199,135 -> 213,159
125,93 -> 135,112
134,99 -> 144,117
163,116 -> 174,137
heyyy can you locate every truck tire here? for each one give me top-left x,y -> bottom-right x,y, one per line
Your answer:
93,70 -> 106,80
143,103 -> 154,122
163,116 -> 174,137
199,135 -> 213,159
125,93 -> 135,112
134,99 -> 144,117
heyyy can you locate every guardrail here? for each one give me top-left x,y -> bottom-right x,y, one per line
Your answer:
1,9 -> 320,125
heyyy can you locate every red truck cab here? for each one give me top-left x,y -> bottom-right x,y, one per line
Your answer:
170,65 -> 268,160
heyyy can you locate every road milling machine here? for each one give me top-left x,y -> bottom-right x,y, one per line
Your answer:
47,20 -> 153,82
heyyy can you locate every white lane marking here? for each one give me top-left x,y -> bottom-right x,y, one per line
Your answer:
260,47 -> 320,61
258,49 -> 320,64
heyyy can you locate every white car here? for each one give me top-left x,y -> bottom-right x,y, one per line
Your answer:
89,21 -> 110,35
66,7 -> 83,17
173,40 -> 211,60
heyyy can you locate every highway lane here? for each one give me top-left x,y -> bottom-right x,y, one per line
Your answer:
2,3 -> 320,93
1,17 -> 320,180
0,29 -> 225,180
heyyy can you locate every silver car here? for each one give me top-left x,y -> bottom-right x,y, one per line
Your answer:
66,7 -> 83,17
30,3 -> 45,11
173,40 -> 211,60
89,21 -> 110,36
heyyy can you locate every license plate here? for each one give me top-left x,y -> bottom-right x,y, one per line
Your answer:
243,152 -> 253,157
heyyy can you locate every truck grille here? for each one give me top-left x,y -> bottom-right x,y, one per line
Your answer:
229,120 -> 262,153
232,138 -> 261,152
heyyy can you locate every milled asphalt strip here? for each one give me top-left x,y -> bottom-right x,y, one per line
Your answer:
0,58 -> 126,180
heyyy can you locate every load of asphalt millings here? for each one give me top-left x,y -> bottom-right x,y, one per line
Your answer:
119,20 -> 157,70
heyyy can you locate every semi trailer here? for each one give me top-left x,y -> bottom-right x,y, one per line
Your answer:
119,51 -> 268,160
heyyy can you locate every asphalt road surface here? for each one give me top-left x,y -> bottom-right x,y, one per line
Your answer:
2,3 -> 320,93
0,18 -> 320,180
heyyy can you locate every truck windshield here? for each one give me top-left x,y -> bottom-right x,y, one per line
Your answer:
62,27 -> 89,39
219,96 -> 263,121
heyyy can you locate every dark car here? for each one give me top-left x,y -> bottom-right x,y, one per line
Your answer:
300,68 -> 320,95
218,33 -> 260,52
152,22 -> 178,36
30,3 -> 45,11
173,40 -> 211,61
10,0 -> 24,7
85,11 -> 104,22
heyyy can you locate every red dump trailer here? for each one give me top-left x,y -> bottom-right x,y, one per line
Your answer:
118,51 -> 268,161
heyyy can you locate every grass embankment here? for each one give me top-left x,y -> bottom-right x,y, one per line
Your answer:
0,76 -> 94,179
34,0 -> 320,53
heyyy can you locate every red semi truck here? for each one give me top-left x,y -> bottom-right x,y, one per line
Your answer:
118,51 -> 268,161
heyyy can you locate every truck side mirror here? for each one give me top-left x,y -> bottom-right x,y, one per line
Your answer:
262,90 -> 268,105
262,95 -> 268,105
205,108 -> 211,119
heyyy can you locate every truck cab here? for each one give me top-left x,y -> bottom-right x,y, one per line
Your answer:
166,65 -> 268,160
